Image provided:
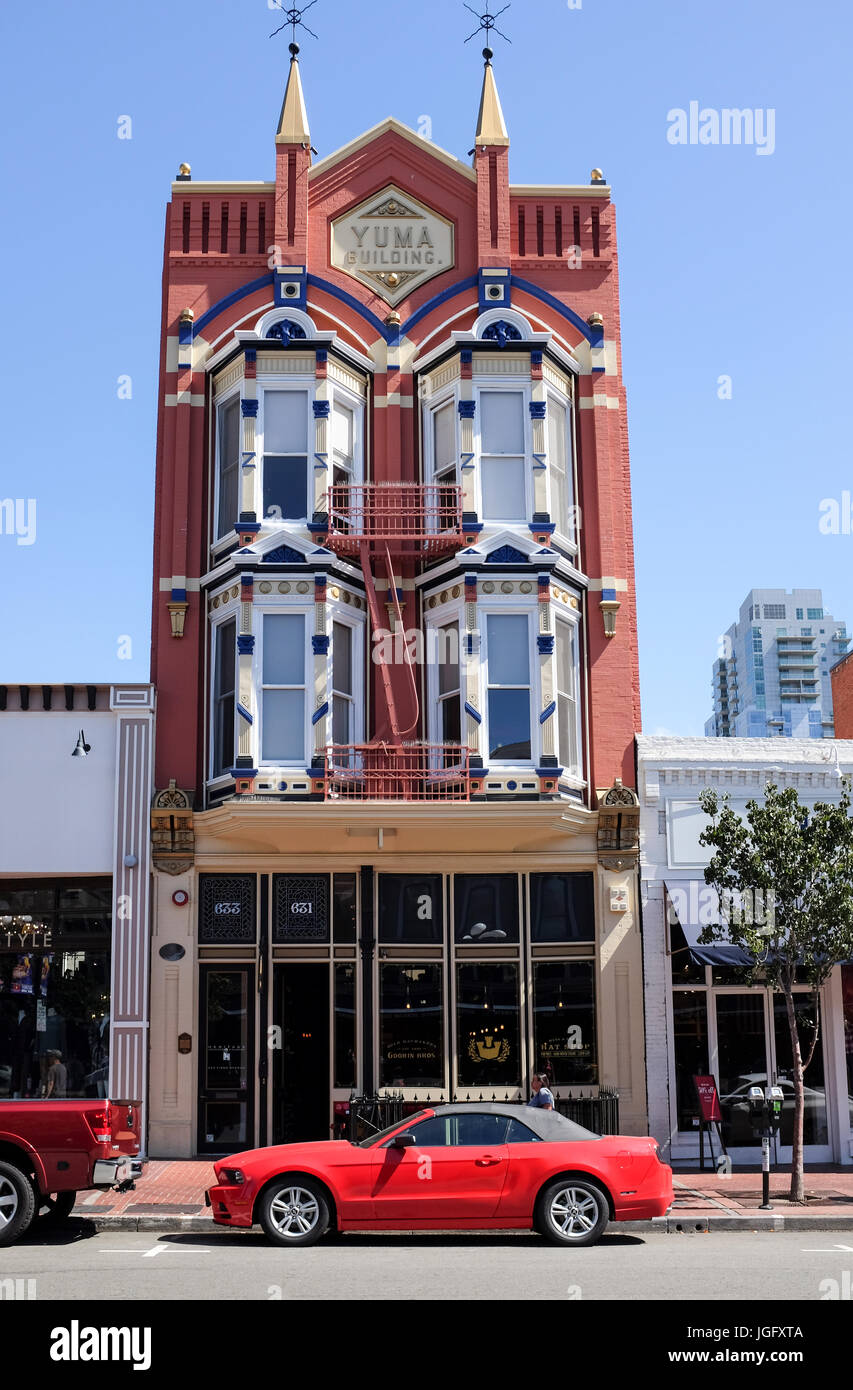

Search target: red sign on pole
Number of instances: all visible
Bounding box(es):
[693,1075,722,1123]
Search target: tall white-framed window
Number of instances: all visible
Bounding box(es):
[547,392,576,544]
[260,388,311,522]
[332,619,355,745]
[259,611,308,763]
[479,388,528,522]
[215,394,241,540]
[430,399,458,485]
[211,616,237,777]
[436,619,462,743]
[331,399,355,489]
[555,615,582,779]
[484,611,533,763]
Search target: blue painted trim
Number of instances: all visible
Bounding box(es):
[170,587,187,602]
[464,701,482,724]
[530,522,556,534]
[535,765,563,776]
[237,635,255,655]
[313,400,331,418]
[306,273,391,339]
[537,635,555,655]
[592,365,606,374]
[314,456,329,469]
[193,274,274,335]
[312,701,329,725]
[458,400,477,418]
[314,573,327,589]
[399,274,479,337]
[510,275,597,344]
[306,767,326,779]
[537,573,551,587]
[461,349,473,365]
[539,701,557,724]
[529,402,547,419]
[235,521,261,535]
[237,702,254,725]
[241,399,259,418]
[533,461,547,471]
[228,766,257,779]
[312,634,330,655]
[306,521,329,533]
[245,349,257,363]
[600,588,618,602]
[240,573,255,587]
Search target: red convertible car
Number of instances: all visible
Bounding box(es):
[206,1103,672,1247]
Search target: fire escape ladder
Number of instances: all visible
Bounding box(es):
[381,542,420,740]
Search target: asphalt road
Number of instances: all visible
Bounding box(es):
[2,1224,853,1301]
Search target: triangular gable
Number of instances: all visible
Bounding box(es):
[310,118,476,186]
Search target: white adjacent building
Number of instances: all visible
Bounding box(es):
[638,735,853,1166]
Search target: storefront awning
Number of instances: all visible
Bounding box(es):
[664,882,754,968]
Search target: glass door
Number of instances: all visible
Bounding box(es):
[714,990,832,1163]
[198,966,255,1155]
[272,964,331,1145]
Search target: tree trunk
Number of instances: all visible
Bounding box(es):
[784,986,806,1203]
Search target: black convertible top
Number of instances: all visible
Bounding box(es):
[430,1102,601,1143]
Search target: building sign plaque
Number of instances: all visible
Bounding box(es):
[331,185,455,305]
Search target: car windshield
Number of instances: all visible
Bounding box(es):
[355,1112,430,1148]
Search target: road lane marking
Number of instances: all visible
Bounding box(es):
[101,1245,211,1259]
[801,1244,853,1252]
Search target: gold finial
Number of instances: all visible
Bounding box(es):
[474,48,510,147]
[276,43,311,144]
[588,312,604,328]
[177,162,191,179]
[590,168,605,183]
[180,307,195,323]
[385,311,402,326]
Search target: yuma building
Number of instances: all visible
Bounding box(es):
[147,47,644,1157]
[706,588,849,740]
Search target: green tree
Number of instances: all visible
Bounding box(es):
[698,780,853,1202]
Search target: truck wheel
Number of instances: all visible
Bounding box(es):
[0,1161,36,1247]
[36,1191,77,1225]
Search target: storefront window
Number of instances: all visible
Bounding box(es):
[334,964,356,1089]
[454,875,518,944]
[456,963,520,1089]
[530,873,594,943]
[843,965,853,1102]
[532,961,597,1085]
[0,879,111,1099]
[379,964,443,1087]
[333,874,357,943]
[379,875,443,944]
[672,990,709,1131]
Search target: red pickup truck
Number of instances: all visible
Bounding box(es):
[0,1098,145,1245]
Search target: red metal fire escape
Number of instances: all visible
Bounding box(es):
[323,482,469,801]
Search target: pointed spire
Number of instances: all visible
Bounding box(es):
[475,48,509,147]
[276,43,310,145]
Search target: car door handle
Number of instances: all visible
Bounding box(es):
[475,1156,504,1166]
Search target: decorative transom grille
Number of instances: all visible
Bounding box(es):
[274,875,330,942]
[199,875,257,943]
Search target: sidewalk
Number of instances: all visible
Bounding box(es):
[69,1160,853,1234]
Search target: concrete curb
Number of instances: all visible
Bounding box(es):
[81,1212,853,1235]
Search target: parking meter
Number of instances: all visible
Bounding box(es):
[767,1085,784,1136]
[747,1086,766,1134]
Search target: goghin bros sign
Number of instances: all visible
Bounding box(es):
[331,186,454,306]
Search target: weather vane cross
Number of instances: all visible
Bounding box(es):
[270,2,319,45]
[463,3,511,46]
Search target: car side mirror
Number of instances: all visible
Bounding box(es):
[391,1132,416,1149]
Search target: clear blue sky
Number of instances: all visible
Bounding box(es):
[1,0,850,735]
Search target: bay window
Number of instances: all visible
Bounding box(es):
[216,397,240,540]
[261,613,306,762]
[262,390,310,521]
[485,613,532,761]
[212,618,236,776]
[480,390,527,521]
[332,400,354,489]
[555,615,582,778]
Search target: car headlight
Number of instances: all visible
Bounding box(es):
[219,1168,246,1186]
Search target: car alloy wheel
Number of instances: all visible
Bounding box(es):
[259,1179,330,1248]
[536,1178,609,1247]
[0,1161,37,1248]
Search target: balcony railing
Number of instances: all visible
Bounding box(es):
[323,742,471,802]
[325,482,463,558]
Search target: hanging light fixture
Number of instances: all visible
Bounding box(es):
[71,730,91,758]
